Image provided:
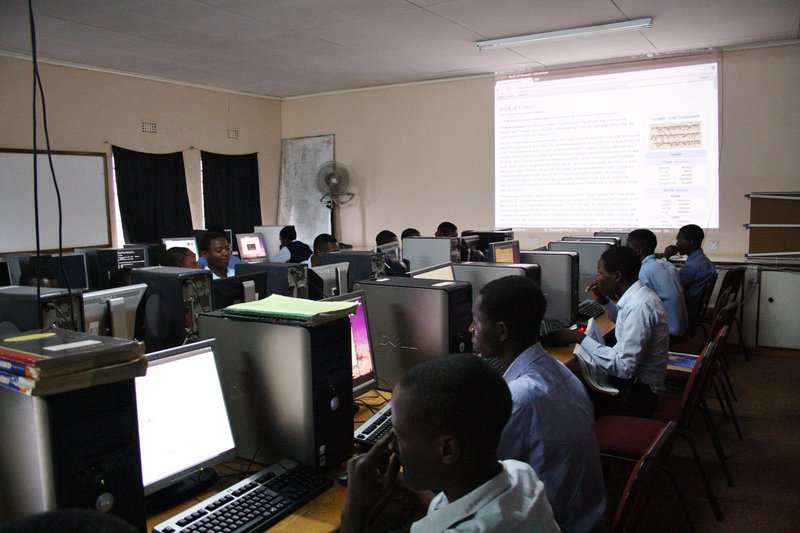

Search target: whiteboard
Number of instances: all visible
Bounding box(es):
[0,150,110,253]
[278,135,333,246]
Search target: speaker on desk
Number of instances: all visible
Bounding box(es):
[0,380,146,531]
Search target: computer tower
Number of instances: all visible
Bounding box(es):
[78,248,148,290]
[0,286,83,333]
[452,262,541,304]
[320,251,385,292]
[354,277,472,390]
[235,262,309,299]
[547,240,613,297]
[130,267,212,352]
[0,379,146,530]
[519,251,579,327]
[124,242,166,267]
[198,312,353,468]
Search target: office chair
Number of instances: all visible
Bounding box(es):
[699,267,750,361]
[595,340,725,522]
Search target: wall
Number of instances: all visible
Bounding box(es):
[282,44,800,254]
[0,56,282,246]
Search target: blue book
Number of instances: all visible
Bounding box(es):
[668,351,698,372]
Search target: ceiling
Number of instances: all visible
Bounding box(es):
[1,0,798,98]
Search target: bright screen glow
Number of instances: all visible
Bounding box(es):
[236,233,267,261]
[495,56,720,231]
[348,296,374,390]
[162,237,199,259]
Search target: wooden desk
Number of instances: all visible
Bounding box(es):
[146,391,391,533]
[542,312,615,368]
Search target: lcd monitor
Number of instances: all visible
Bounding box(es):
[376,242,406,276]
[211,271,268,310]
[594,231,630,246]
[162,237,199,259]
[487,240,521,263]
[235,232,268,263]
[324,290,377,396]
[401,237,459,271]
[310,262,349,298]
[135,340,236,497]
[562,235,620,246]
[82,283,148,340]
[408,262,455,281]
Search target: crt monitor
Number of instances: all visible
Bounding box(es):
[487,240,521,263]
[211,271,268,310]
[310,262,349,299]
[82,283,148,340]
[162,237,199,259]
[135,339,236,497]
[324,290,377,396]
[235,232,268,263]
[408,262,455,281]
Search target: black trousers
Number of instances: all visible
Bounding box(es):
[587,377,658,419]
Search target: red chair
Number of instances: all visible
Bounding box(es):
[686,272,718,337]
[596,341,725,522]
[612,422,687,533]
[699,267,749,360]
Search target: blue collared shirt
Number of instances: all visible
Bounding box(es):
[640,254,688,336]
[497,343,606,533]
[581,280,670,393]
[678,248,717,317]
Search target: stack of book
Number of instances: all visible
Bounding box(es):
[0,328,146,396]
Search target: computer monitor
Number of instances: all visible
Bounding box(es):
[487,240,521,263]
[235,232,268,263]
[320,251,384,292]
[162,237,199,259]
[324,290,377,396]
[253,225,283,262]
[235,262,309,299]
[461,229,514,254]
[82,283,148,340]
[408,262,455,281]
[594,231,630,246]
[310,262,349,298]
[375,242,401,263]
[117,247,148,269]
[211,271,268,310]
[135,340,236,498]
[401,237,459,271]
[0,261,10,286]
[562,235,620,246]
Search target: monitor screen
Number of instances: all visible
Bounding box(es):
[211,271,267,310]
[82,283,148,340]
[376,242,401,263]
[236,233,268,262]
[162,237,200,259]
[324,291,376,396]
[408,262,455,281]
[135,340,236,496]
[488,240,520,263]
[117,247,147,269]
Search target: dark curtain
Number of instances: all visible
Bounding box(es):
[200,151,261,236]
[112,146,193,243]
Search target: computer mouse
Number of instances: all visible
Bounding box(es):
[337,471,348,486]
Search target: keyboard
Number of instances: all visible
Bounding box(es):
[152,459,332,533]
[354,402,392,448]
[578,299,605,318]
[539,319,565,338]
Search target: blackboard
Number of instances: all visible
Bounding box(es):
[278,135,334,246]
[0,149,110,253]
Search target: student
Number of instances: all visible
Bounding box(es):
[375,229,398,247]
[625,229,688,337]
[273,225,313,263]
[311,233,339,267]
[548,246,670,418]
[196,227,240,270]
[434,221,458,238]
[199,231,234,279]
[18,266,59,288]
[472,276,605,532]
[160,246,199,269]
[401,227,421,240]
[435,221,483,262]
[663,224,717,320]
[341,354,558,533]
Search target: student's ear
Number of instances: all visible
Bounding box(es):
[496,321,510,342]
[438,435,461,466]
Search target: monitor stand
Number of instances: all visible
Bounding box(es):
[144,468,220,514]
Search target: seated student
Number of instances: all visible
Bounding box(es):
[376,229,398,247]
[473,276,605,532]
[273,225,313,263]
[663,223,717,321]
[18,266,59,288]
[625,229,688,337]
[160,246,199,269]
[342,354,558,533]
[548,246,670,418]
[311,233,339,267]
[197,227,241,269]
[435,221,484,262]
[401,227,421,240]
[199,231,235,279]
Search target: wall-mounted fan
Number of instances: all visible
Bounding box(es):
[316,161,355,240]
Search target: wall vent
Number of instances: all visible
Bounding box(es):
[141,122,157,134]
[227,128,239,140]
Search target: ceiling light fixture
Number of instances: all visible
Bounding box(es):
[476,17,653,51]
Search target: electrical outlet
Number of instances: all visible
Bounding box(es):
[708,240,719,251]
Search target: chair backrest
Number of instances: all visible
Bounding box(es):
[677,340,718,429]
[613,421,679,533]
[687,271,719,335]
[717,267,746,306]
[708,303,737,342]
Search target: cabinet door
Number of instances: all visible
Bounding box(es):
[758,270,800,349]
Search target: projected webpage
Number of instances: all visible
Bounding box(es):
[495,59,719,230]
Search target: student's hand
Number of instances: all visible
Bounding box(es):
[543,328,586,347]
[341,432,400,533]
[663,245,679,259]
[585,282,609,304]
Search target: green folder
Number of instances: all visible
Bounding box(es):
[223,294,357,325]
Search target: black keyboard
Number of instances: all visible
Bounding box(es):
[578,299,604,318]
[153,459,332,533]
[354,402,392,447]
[539,319,566,338]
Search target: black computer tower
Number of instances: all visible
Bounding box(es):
[235,262,309,299]
[198,312,353,468]
[130,267,212,352]
[320,251,384,292]
[0,286,83,333]
[354,277,472,390]
[0,379,146,531]
[78,248,149,290]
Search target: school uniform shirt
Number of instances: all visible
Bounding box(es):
[678,248,717,317]
[411,460,560,533]
[204,265,236,280]
[581,280,670,394]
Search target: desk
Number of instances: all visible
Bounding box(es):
[543,312,615,368]
[146,392,390,533]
